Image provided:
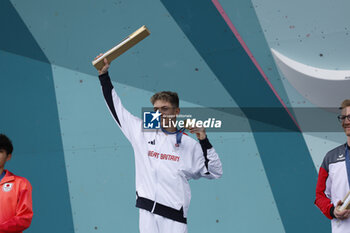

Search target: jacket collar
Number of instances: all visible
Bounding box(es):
[0,170,15,185]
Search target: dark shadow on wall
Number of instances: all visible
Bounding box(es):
[0,1,74,233]
[0,1,48,63]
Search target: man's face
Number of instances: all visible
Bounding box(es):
[0,149,11,169]
[341,106,350,137]
[153,100,180,128]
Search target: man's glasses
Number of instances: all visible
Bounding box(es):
[337,115,350,122]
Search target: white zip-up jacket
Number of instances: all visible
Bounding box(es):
[99,73,223,222]
[315,143,350,233]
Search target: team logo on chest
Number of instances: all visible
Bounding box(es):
[337,154,345,161]
[148,139,156,145]
[2,183,13,192]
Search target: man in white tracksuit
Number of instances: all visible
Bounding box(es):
[95,56,223,233]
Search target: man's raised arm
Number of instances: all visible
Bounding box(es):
[95,55,142,142]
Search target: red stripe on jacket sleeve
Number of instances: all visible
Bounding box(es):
[315,167,334,219]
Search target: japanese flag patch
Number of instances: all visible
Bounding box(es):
[2,183,13,192]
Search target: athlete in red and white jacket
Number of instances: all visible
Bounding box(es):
[0,134,33,233]
[315,100,350,233]
[96,56,223,233]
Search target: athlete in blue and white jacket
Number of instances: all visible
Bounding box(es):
[96,56,223,233]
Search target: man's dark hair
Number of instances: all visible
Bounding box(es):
[0,134,13,155]
[150,91,179,108]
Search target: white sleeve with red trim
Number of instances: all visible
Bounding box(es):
[99,72,143,144]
